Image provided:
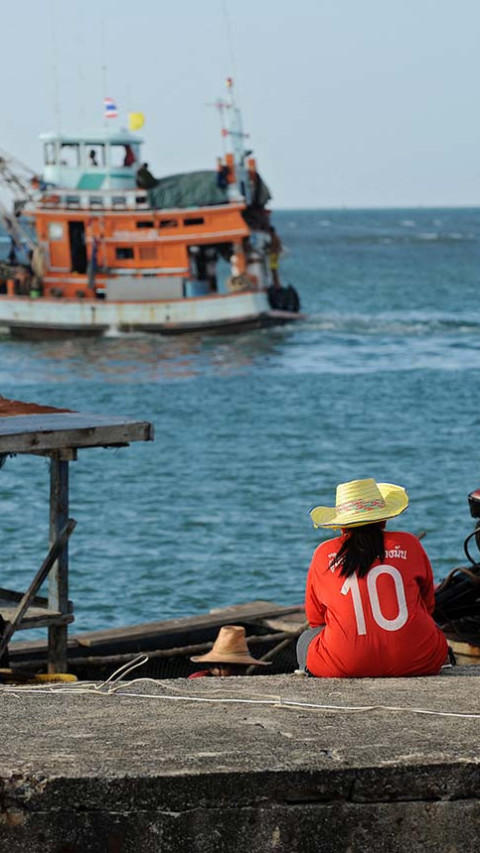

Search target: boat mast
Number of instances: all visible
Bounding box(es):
[224,78,251,204]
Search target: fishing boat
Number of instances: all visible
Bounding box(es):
[8,600,305,681]
[0,82,302,338]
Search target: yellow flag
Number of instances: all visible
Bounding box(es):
[128,112,145,131]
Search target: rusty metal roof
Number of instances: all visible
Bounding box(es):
[0,397,153,453]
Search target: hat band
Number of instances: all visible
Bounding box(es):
[336,498,386,514]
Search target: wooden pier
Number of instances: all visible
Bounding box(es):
[0,397,153,673]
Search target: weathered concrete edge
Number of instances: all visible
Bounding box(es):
[2,762,480,815]
[3,785,480,853]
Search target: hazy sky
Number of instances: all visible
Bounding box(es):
[2,1,479,208]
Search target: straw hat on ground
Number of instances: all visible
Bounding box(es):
[310,478,409,529]
[190,625,271,666]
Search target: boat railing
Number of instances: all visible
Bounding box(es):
[38,188,151,211]
[34,187,245,215]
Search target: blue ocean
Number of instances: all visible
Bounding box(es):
[1,207,479,634]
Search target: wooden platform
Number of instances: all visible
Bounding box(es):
[0,396,154,673]
[0,587,73,631]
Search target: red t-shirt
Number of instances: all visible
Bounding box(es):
[305,530,447,677]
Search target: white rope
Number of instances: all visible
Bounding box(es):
[3,685,480,718]
[1,655,479,719]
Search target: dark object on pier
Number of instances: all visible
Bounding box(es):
[433,487,480,662]
[0,615,9,668]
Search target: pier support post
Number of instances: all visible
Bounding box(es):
[48,456,69,673]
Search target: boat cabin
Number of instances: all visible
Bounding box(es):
[40,128,143,191]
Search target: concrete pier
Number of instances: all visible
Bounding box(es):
[1,669,480,852]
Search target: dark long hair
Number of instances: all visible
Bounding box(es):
[331,522,385,579]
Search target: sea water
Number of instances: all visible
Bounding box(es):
[0,207,479,633]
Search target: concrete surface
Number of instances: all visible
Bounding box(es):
[1,668,480,852]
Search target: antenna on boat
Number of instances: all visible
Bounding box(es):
[49,0,62,133]
[208,98,229,156]
[224,78,251,204]
[208,79,251,202]
[100,16,116,190]
[100,16,109,125]
[222,0,239,94]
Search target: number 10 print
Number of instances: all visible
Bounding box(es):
[341,565,408,635]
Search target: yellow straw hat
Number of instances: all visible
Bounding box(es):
[310,478,409,529]
[191,625,271,666]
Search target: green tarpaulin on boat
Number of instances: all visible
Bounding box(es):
[147,171,228,210]
[146,170,271,210]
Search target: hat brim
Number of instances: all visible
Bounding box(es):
[310,482,408,529]
[190,652,271,666]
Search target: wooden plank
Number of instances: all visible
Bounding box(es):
[75,601,306,648]
[448,639,480,658]
[0,413,153,454]
[30,448,78,461]
[260,611,307,634]
[0,607,74,630]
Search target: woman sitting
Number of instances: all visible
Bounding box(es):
[297,478,448,678]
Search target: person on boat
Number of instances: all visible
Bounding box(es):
[89,149,98,167]
[136,162,156,189]
[123,145,136,167]
[7,238,17,266]
[189,625,271,678]
[205,247,218,292]
[297,478,448,678]
[216,157,230,191]
[268,226,283,288]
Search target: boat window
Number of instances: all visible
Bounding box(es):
[86,145,105,168]
[184,217,205,226]
[48,223,64,240]
[60,144,80,168]
[159,219,178,229]
[116,247,134,260]
[137,221,154,228]
[44,143,56,165]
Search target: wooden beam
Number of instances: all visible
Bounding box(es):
[27,448,78,461]
[0,413,153,454]
[48,460,70,673]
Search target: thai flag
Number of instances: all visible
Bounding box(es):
[103,97,118,119]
